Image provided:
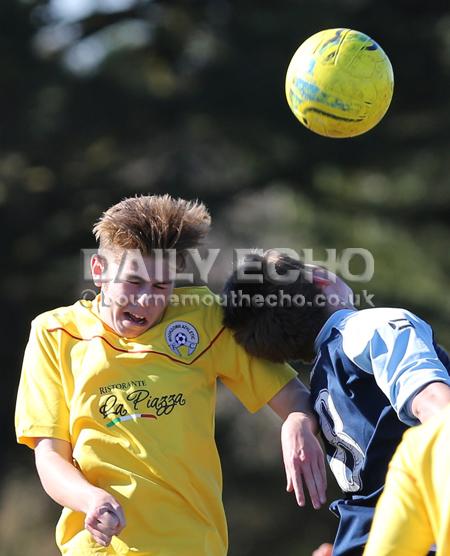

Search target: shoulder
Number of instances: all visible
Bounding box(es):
[337,307,432,368]
[32,302,82,329]
[339,308,430,356]
[31,300,97,337]
[166,286,224,338]
[395,406,450,469]
[340,307,425,334]
[171,285,219,304]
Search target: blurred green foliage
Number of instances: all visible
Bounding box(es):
[1,1,449,555]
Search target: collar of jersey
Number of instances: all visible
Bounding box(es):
[82,295,174,345]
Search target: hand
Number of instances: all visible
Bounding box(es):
[84,489,126,547]
[281,412,327,509]
[312,543,333,556]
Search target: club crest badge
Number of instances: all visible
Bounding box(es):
[165,321,199,357]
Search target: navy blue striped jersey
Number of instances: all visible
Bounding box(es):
[309,308,450,556]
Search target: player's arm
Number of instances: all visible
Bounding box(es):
[215,324,327,509]
[34,437,126,546]
[411,334,450,422]
[411,382,450,423]
[267,378,327,510]
[366,313,450,425]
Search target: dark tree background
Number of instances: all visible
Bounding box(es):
[1,1,449,554]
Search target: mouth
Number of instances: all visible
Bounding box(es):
[123,311,148,326]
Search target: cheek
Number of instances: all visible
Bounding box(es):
[166,284,175,299]
[163,286,175,304]
[148,288,173,310]
[150,289,171,306]
[104,283,134,306]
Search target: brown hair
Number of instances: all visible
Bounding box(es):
[222,252,329,363]
[93,194,211,254]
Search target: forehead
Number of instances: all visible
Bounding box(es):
[105,249,175,281]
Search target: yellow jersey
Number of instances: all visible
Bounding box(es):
[15,286,296,556]
[364,405,450,556]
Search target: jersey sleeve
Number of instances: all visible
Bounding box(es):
[212,327,297,413]
[363,313,450,425]
[435,343,450,370]
[15,317,71,449]
[363,433,434,556]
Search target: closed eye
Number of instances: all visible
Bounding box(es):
[154,282,171,290]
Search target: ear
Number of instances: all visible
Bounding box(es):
[91,254,107,287]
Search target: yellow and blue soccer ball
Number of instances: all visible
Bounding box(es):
[285,28,394,138]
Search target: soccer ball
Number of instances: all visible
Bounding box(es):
[175,332,187,345]
[285,28,394,138]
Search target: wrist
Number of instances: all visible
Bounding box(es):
[79,486,106,515]
[284,411,318,435]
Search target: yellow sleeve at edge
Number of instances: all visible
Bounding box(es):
[15,318,71,449]
[213,327,297,413]
[363,437,434,556]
